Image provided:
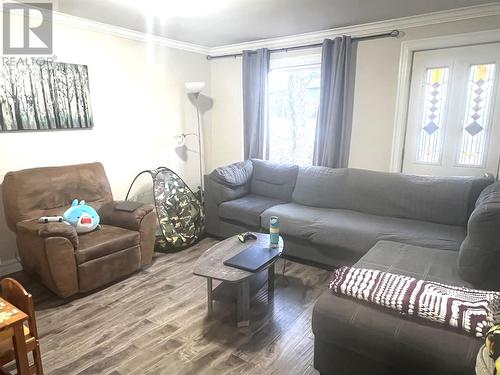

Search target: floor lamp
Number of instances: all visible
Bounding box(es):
[175,81,206,203]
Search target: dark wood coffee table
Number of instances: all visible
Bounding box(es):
[193,233,284,327]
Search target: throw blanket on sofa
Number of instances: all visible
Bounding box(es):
[330,266,500,337]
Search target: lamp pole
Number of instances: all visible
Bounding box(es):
[194,92,204,198]
[184,81,206,203]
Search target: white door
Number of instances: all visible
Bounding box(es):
[403,43,500,177]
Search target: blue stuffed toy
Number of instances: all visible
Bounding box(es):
[63,199,100,234]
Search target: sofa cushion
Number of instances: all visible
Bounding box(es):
[312,210,466,253]
[312,241,479,375]
[219,194,283,227]
[292,166,348,208]
[210,160,253,187]
[313,292,480,375]
[210,184,250,206]
[75,225,140,264]
[355,240,471,286]
[261,203,321,240]
[292,167,492,226]
[261,203,466,255]
[459,181,500,289]
[250,159,298,201]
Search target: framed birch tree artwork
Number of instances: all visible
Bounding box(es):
[0,61,93,131]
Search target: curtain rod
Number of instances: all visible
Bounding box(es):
[206,30,400,60]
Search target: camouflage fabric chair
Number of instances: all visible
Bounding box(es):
[126,167,205,251]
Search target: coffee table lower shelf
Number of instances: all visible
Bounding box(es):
[205,264,275,327]
[193,233,283,327]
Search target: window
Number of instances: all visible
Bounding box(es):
[415,67,449,164]
[456,63,496,167]
[268,55,321,165]
[403,44,500,177]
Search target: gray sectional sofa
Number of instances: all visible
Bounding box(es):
[204,159,500,374]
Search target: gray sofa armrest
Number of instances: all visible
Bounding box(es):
[210,160,253,188]
[458,181,500,289]
[204,177,249,237]
[204,177,249,236]
[208,181,250,205]
[207,160,253,205]
[204,161,253,237]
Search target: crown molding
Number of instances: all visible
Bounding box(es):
[51,12,212,55]
[3,1,500,56]
[209,2,500,56]
[2,1,211,55]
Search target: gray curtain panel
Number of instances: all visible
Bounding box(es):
[313,36,356,168]
[242,48,271,160]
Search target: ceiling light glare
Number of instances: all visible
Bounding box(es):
[114,0,232,18]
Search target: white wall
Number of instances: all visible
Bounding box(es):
[207,14,500,173]
[208,57,243,168]
[2,10,500,271]
[0,14,210,267]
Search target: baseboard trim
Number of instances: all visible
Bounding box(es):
[0,259,22,277]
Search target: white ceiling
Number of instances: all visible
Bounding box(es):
[55,0,497,47]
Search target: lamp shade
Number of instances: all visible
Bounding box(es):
[185,81,205,94]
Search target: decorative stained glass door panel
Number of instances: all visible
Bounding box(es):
[403,43,500,177]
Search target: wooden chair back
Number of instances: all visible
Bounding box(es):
[0,278,39,341]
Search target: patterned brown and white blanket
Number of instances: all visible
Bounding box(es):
[330,266,500,338]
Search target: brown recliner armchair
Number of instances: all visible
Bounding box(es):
[2,162,156,298]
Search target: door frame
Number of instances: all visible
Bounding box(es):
[390,29,500,174]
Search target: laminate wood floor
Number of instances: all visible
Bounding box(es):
[7,238,331,375]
